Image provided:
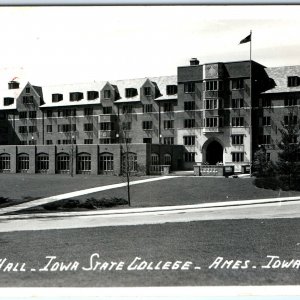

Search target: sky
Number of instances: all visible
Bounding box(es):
[0,5,300,88]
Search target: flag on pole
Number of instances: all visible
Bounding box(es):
[239,33,251,44]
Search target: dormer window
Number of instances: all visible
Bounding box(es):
[25,87,30,94]
[52,93,63,102]
[70,92,83,102]
[87,91,99,100]
[125,88,138,98]
[144,87,151,96]
[287,76,300,87]
[104,90,111,99]
[166,85,177,95]
[3,97,14,106]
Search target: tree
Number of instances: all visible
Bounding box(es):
[276,114,300,189]
[252,146,275,178]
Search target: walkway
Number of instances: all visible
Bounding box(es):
[0,175,181,215]
[1,195,300,232]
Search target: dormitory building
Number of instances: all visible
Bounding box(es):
[0,58,299,175]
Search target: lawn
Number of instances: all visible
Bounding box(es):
[0,218,300,286]
[1,174,300,212]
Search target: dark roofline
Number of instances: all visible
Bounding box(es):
[178,60,266,69]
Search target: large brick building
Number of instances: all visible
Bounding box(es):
[0,58,299,175]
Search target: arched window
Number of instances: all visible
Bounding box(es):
[77,153,91,174]
[164,153,172,165]
[56,153,70,174]
[17,153,29,173]
[99,152,114,173]
[36,153,49,173]
[122,152,137,173]
[151,153,159,165]
[0,153,10,173]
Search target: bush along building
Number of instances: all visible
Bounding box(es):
[0,58,298,176]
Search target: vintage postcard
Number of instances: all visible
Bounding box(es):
[0,3,300,298]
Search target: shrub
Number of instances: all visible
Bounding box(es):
[80,197,128,209]
[253,177,281,190]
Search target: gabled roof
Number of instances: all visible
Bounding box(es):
[40,75,177,108]
[264,65,300,94]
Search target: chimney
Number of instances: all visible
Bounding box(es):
[8,81,20,90]
[190,58,199,66]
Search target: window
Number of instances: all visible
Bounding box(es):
[122,105,133,114]
[36,154,49,173]
[0,112,7,120]
[164,120,174,129]
[143,138,152,144]
[62,139,72,145]
[52,93,63,102]
[99,153,114,173]
[163,102,173,112]
[58,109,76,117]
[184,82,195,93]
[151,153,159,165]
[84,139,93,144]
[125,88,138,98]
[29,111,36,119]
[184,101,195,111]
[28,139,36,145]
[143,104,153,113]
[99,138,111,144]
[232,152,244,162]
[20,141,27,145]
[84,123,93,132]
[232,98,244,108]
[231,79,244,90]
[70,92,83,101]
[284,98,297,106]
[142,121,152,130]
[122,122,131,131]
[3,97,14,106]
[284,115,298,126]
[17,154,29,173]
[103,106,112,114]
[163,137,174,145]
[77,153,91,174]
[232,135,244,145]
[144,87,151,96]
[183,136,195,145]
[28,126,37,133]
[0,154,10,172]
[84,107,93,116]
[122,152,137,173]
[100,122,113,131]
[206,80,222,91]
[23,96,34,104]
[184,119,195,128]
[87,91,99,100]
[205,117,218,127]
[25,87,30,94]
[58,124,76,133]
[205,99,218,109]
[262,98,271,107]
[232,117,244,127]
[287,76,300,87]
[166,85,177,95]
[261,135,271,145]
[164,154,172,165]
[19,111,27,119]
[46,110,53,118]
[56,153,70,174]
[122,138,132,144]
[46,140,53,145]
[104,90,111,99]
[185,152,195,162]
[19,126,27,134]
[263,116,271,126]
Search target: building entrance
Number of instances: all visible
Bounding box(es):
[206,141,223,165]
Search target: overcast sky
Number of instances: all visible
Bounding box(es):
[0,5,300,88]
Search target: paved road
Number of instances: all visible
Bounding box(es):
[1,196,300,233]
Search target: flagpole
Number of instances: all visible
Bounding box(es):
[249,30,253,176]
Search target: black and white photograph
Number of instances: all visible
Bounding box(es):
[1,3,300,297]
